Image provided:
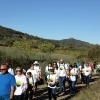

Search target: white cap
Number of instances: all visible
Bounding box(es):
[34,61,39,64]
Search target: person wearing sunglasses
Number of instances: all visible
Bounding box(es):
[14,67,28,100]
[0,63,16,100]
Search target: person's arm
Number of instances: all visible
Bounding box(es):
[10,86,15,100]
[39,71,42,79]
[65,64,69,78]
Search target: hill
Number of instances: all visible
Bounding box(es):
[0,25,92,48]
[60,37,91,46]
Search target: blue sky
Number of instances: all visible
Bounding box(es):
[0,0,100,44]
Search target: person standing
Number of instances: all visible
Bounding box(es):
[33,61,42,79]
[58,59,68,93]
[14,67,28,100]
[0,63,16,100]
[26,72,36,100]
[33,61,43,86]
[26,64,38,89]
[68,66,77,95]
[97,63,100,78]
[83,63,92,87]
[45,62,53,82]
[47,68,58,100]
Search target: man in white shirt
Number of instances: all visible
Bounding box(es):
[58,59,68,93]
[83,63,91,87]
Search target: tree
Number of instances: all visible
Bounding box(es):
[38,43,55,53]
[12,40,34,57]
[88,45,100,61]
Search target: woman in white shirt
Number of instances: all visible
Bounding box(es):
[14,67,28,100]
[45,62,53,82]
[26,64,38,89]
[68,65,77,95]
[47,68,58,100]
[53,62,59,87]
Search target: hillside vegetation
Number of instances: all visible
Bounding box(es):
[0,25,100,68]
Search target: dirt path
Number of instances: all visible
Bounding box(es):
[33,75,99,100]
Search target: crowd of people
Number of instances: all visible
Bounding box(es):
[0,59,100,100]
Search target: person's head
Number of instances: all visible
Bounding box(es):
[30,64,34,70]
[81,64,84,69]
[68,61,70,64]
[26,72,32,78]
[33,61,39,66]
[48,62,52,67]
[53,62,58,69]
[69,64,73,70]
[0,63,8,75]
[86,63,89,67]
[60,59,64,64]
[73,63,77,68]
[15,67,23,75]
[49,68,54,74]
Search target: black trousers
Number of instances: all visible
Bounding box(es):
[81,73,85,83]
[48,87,56,100]
[14,94,24,100]
[26,86,34,100]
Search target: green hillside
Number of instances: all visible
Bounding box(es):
[0,25,92,49]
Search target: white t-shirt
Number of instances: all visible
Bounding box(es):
[84,67,91,76]
[54,68,59,79]
[14,75,27,95]
[58,63,68,76]
[74,68,78,75]
[8,68,14,75]
[27,76,36,86]
[47,74,58,88]
[69,68,77,81]
[26,69,37,77]
[45,66,53,71]
[34,66,41,76]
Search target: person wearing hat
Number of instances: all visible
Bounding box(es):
[47,67,58,100]
[34,61,42,79]
[33,61,42,88]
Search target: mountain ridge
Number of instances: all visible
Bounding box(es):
[0,25,92,47]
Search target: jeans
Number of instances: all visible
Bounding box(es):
[81,73,85,83]
[69,81,76,94]
[59,76,66,92]
[85,75,89,86]
[48,87,56,100]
